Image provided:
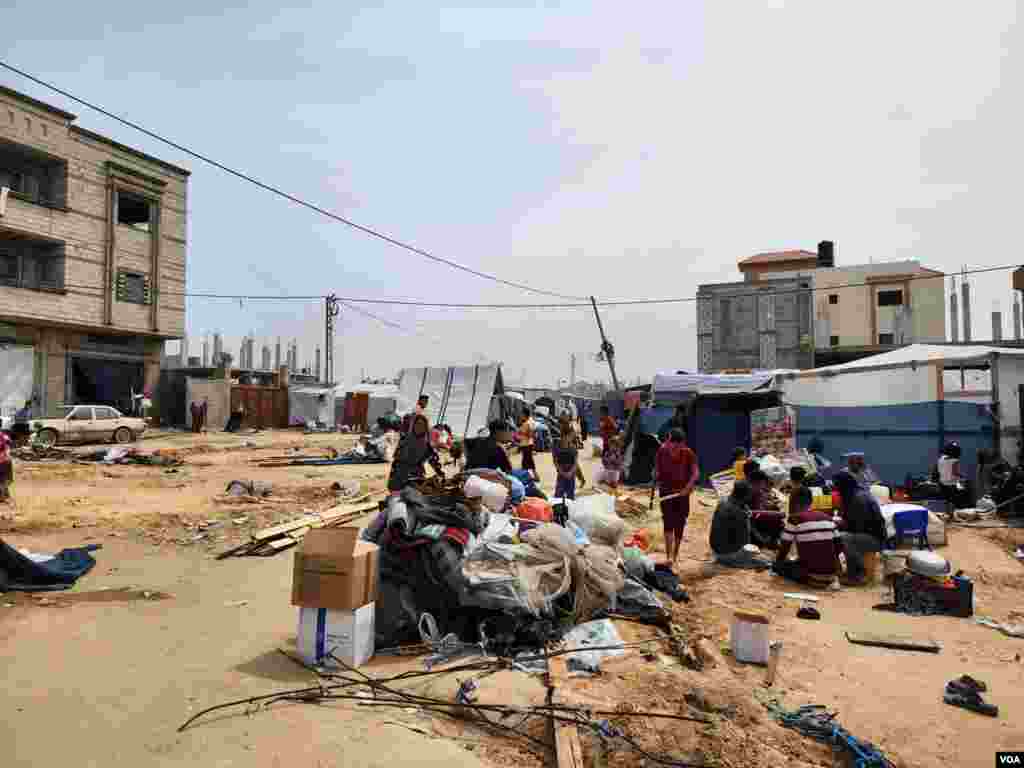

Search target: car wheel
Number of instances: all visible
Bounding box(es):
[114,427,133,444]
[36,429,59,448]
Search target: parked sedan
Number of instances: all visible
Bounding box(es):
[31,405,147,447]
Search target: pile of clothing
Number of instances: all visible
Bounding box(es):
[363,479,670,650]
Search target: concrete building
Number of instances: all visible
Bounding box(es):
[0,85,188,419]
[697,242,946,371]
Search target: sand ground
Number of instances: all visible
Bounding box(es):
[1,430,1023,767]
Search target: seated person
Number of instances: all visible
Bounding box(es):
[733,447,748,480]
[773,486,843,587]
[748,468,784,548]
[832,469,886,584]
[710,480,771,569]
[464,420,514,473]
[782,465,807,495]
[937,441,971,509]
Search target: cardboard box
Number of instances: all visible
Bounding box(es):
[296,603,375,668]
[291,527,379,611]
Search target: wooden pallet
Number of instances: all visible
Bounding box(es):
[216,494,383,559]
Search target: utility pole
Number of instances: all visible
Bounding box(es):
[589,296,621,392]
[324,294,339,385]
[570,353,576,390]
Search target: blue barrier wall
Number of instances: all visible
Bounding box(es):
[796,401,994,486]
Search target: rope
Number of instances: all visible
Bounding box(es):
[755,691,896,768]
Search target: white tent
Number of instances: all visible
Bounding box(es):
[1,344,34,427]
[288,385,335,427]
[396,364,503,438]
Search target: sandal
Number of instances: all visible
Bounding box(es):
[943,690,998,717]
[949,675,987,693]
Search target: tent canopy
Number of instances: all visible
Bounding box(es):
[811,343,1024,372]
[652,371,783,399]
[396,364,503,438]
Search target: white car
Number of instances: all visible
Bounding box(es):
[31,405,147,447]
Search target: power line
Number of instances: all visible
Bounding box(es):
[338,299,440,341]
[0,61,584,302]
[61,263,1016,308]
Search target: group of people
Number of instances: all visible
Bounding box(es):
[710,451,888,586]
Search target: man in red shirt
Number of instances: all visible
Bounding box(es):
[655,428,699,567]
[773,486,844,587]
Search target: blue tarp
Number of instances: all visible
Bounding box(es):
[0,541,101,592]
[796,401,994,486]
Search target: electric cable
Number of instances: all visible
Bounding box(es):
[0,60,584,302]
[56,262,1019,309]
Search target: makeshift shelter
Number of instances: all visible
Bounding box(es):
[623,371,783,484]
[778,344,1024,486]
[396,364,505,438]
[335,382,400,430]
[288,385,336,427]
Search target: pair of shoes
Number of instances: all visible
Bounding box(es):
[947,675,987,695]
[944,678,997,717]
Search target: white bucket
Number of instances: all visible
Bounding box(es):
[730,611,771,664]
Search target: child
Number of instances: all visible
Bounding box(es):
[555,443,585,501]
[733,448,747,480]
[600,434,624,489]
[0,432,12,503]
[517,411,539,482]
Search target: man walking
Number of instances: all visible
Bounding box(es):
[655,428,698,567]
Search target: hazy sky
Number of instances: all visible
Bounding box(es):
[4,1,1021,385]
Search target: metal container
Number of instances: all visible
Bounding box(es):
[906,550,950,578]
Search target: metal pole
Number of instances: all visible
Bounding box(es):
[589,296,621,392]
[324,294,339,385]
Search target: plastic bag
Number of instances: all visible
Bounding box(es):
[622,547,655,580]
[464,476,509,512]
[517,498,553,523]
[567,494,625,550]
[562,619,625,674]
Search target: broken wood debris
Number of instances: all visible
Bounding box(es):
[216,497,382,558]
[547,655,584,768]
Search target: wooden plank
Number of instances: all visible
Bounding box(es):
[252,513,321,542]
[548,655,584,768]
[266,537,297,552]
[845,632,940,653]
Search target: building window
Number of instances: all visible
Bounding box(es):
[0,139,66,207]
[830,335,839,347]
[828,294,838,305]
[116,270,150,304]
[117,191,152,231]
[0,241,65,290]
[878,333,895,345]
[877,289,904,307]
[0,250,18,284]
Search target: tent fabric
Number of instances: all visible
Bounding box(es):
[652,372,780,398]
[0,540,100,592]
[397,364,502,439]
[812,343,1024,372]
[0,345,34,426]
[797,400,993,486]
[288,386,335,426]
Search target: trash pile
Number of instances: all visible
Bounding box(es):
[356,476,681,657]
[82,446,183,467]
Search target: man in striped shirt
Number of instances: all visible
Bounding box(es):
[773,486,843,587]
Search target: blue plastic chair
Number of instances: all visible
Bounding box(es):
[892,507,929,549]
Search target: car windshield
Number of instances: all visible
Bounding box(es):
[47,406,77,419]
